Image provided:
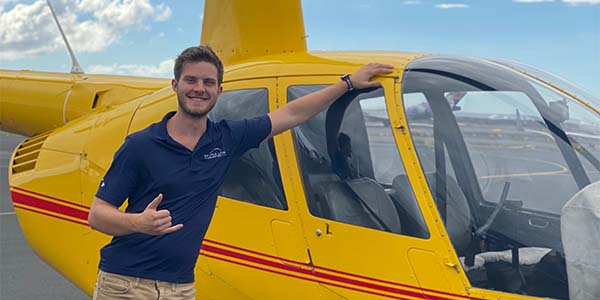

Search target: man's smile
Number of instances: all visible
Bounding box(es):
[186,93,210,101]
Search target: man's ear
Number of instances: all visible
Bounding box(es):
[217,85,223,96]
[171,79,178,92]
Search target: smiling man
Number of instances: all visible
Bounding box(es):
[87,46,393,300]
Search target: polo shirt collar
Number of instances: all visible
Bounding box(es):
[150,111,216,152]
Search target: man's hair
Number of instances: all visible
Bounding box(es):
[174,46,224,84]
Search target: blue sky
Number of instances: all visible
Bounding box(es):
[1,0,598,96]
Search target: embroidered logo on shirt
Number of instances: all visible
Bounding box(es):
[100,179,106,188]
[204,148,227,160]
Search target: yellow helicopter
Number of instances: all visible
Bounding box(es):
[2,0,600,299]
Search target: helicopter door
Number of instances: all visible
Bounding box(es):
[201,79,317,299]
[278,76,466,299]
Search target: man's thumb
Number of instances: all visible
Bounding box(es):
[146,193,163,210]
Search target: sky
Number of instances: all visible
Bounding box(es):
[1,0,598,96]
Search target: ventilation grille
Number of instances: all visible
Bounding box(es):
[11,131,51,174]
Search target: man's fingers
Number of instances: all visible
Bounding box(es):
[149,219,182,235]
[365,81,383,88]
[368,65,393,77]
[161,224,184,234]
[154,209,171,218]
[155,220,174,232]
[351,63,394,89]
[363,63,393,73]
[154,214,172,226]
[146,193,163,210]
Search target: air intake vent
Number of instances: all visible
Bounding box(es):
[11,131,51,174]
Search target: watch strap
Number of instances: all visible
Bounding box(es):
[341,74,354,91]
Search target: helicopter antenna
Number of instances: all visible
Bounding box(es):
[46,0,84,74]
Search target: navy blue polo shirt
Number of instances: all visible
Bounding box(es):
[96,111,272,283]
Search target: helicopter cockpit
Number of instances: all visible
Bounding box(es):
[266,55,600,299]
[403,56,600,299]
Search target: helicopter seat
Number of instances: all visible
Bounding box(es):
[391,173,472,255]
[425,173,472,255]
[312,175,401,233]
[312,177,380,230]
[345,177,402,234]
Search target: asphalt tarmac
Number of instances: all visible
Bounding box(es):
[0,132,88,300]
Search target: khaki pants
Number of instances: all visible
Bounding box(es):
[93,270,196,300]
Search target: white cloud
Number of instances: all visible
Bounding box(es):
[513,0,600,3]
[90,0,154,28]
[435,3,469,9]
[154,3,171,22]
[403,1,423,4]
[87,58,174,77]
[513,0,555,2]
[0,0,173,61]
[561,0,600,4]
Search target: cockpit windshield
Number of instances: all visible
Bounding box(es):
[492,59,600,109]
[402,56,600,299]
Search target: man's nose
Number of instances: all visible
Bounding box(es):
[192,81,206,91]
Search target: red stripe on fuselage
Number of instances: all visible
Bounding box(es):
[9,187,475,300]
[201,252,413,300]
[203,239,473,299]
[11,189,89,222]
[13,203,89,227]
[11,186,89,210]
[202,244,445,300]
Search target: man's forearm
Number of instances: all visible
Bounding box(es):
[286,80,347,123]
[88,198,138,236]
[268,81,347,138]
[267,63,393,139]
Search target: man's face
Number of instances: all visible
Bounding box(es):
[171,61,223,119]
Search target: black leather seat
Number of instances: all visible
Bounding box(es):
[312,177,402,234]
[392,173,471,254]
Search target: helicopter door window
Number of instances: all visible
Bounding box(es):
[288,85,428,238]
[208,88,287,210]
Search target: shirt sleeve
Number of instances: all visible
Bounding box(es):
[228,114,272,158]
[95,137,141,207]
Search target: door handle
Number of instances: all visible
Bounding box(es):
[528,218,549,229]
[315,223,332,237]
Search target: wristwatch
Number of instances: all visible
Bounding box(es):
[340,74,354,92]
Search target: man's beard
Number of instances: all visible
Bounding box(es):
[177,94,216,119]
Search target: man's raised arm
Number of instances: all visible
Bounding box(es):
[266,63,394,139]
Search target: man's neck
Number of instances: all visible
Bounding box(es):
[166,111,208,151]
